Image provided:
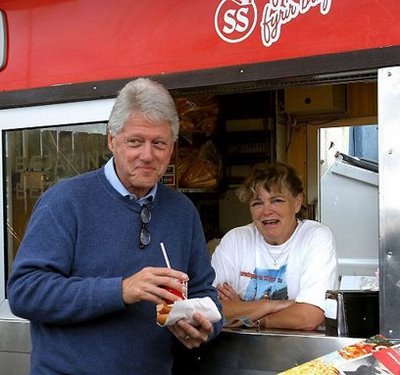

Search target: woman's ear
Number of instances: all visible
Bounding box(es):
[295,193,304,213]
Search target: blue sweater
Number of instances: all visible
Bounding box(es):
[7,167,223,375]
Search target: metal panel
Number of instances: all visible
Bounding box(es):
[0,320,31,353]
[0,321,361,375]
[320,157,379,276]
[174,330,360,374]
[0,319,31,375]
[378,66,400,339]
[0,352,30,375]
[3,45,400,109]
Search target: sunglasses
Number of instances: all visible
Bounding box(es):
[139,205,151,249]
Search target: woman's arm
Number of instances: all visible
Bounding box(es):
[217,282,323,330]
[216,282,293,326]
[260,302,325,331]
[221,298,294,326]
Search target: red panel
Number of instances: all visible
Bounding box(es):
[0,0,399,91]
[373,346,400,373]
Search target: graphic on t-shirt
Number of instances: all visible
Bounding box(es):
[242,265,288,301]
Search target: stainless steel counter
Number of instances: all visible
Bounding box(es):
[173,328,361,375]
[0,317,362,375]
[0,318,31,375]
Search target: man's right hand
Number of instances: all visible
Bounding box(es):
[122,266,188,305]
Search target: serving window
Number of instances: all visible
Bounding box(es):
[0,99,114,306]
[4,123,111,281]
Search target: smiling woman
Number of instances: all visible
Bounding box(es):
[211,161,338,331]
[244,162,304,246]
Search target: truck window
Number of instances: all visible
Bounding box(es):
[0,99,114,304]
[4,123,111,283]
[319,124,379,277]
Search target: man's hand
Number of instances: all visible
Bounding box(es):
[122,266,188,305]
[168,312,213,349]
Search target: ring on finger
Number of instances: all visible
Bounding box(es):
[184,335,190,340]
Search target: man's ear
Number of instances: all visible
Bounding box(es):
[107,132,114,153]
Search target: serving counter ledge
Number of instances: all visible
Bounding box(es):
[173,328,361,375]
[0,315,362,375]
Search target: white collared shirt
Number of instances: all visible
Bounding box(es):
[104,157,156,205]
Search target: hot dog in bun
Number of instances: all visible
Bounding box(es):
[156,303,173,326]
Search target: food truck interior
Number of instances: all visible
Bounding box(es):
[3,81,379,282]
[0,75,386,374]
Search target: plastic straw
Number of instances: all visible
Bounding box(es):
[160,242,171,268]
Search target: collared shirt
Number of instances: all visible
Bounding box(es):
[104,157,156,205]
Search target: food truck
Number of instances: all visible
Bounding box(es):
[0,0,400,373]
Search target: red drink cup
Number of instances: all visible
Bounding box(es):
[162,280,188,304]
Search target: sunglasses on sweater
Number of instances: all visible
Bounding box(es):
[139,205,151,249]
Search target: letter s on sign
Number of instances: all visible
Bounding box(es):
[222,8,249,34]
[222,9,237,34]
[215,0,257,44]
[236,8,250,33]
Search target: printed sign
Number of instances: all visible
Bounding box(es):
[214,0,258,43]
[1,1,399,92]
[215,0,333,47]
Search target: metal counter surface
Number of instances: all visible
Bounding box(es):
[173,328,361,375]
[0,318,31,375]
[0,317,362,375]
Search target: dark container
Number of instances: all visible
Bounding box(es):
[325,290,379,338]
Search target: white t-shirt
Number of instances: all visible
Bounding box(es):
[211,220,338,311]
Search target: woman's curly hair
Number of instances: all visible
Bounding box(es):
[237,161,304,204]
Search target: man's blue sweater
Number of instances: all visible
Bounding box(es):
[7,167,222,375]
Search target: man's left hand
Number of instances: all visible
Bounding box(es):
[168,312,213,349]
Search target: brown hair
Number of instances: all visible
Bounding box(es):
[237,161,304,203]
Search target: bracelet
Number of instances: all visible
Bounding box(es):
[262,291,270,300]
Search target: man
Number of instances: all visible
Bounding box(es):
[7,78,222,374]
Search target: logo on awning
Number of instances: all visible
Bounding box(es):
[214,0,333,47]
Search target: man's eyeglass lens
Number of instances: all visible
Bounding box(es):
[139,206,151,249]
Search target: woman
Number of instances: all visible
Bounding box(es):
[211,161,337,331]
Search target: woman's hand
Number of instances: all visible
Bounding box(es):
[216,282,241,301]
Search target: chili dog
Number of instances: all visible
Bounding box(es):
[156,280,188,326]
[156,303,173,326]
